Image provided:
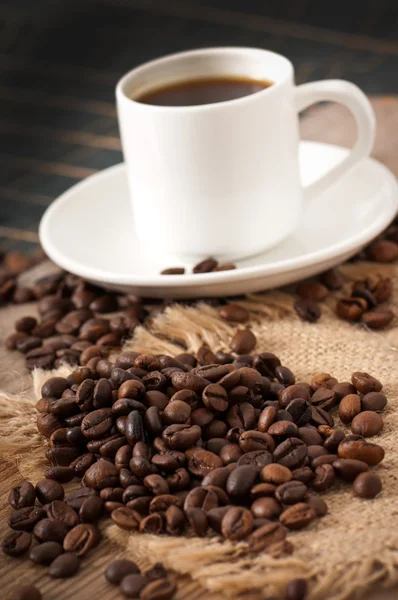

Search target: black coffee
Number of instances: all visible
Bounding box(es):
[135,76,273,106]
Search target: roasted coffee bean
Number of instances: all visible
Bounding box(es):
[320,268,344,290]
[298,426,323,446]
[139,513,163,534]
[46,446,80,466]
[162,424,201,450]
[285,399,311,427]
[336,297,367,321]
[310,388,337,411]
[163,400,191,424]
[285,578,308,600]
[273,438,307,469]
[268,420,299,438]
[105,559,140,584]
[16,335,42,353]
[36,413,64,438]
[79,496,104,522]
[8,585,42,600]
[275,365,295,386]
[84,461,118,489]
[311,372,337,391]
[49,397,79,419]
[250,483,277,498]
[305,494,328,517]
[193,258,218,273]
[81,408,113,440]
[120,574,149,598]
[9,480,36,509]
[361,391,387,412]
[200,467,229,489]
[115,445,133,472]
[76,378,95,411]
[188,449,223,477]
[33,519,69,543]
[89,293,118,313]
[140,578,176,600]
[161,267,185,275]
[239,430,274,453]
[196,344,217,365]
[170,371,210,394]
[63,523,101,556]
[248,521,287,552]
[150,494,183,514]
[226,465,257,497]
[100,488,124,502]
[49,552,80,578]
[311,454,337,467]
[275,481,307,504]
[332,458,369,481]
[29,540,63,565]
[362,308,394,329]
[332,382,356,401]
[1,530,31,557]
[46,500,79,528]
[353,472,382,499]
[337,440,384,465]
[65,488,98,511]
[185,507,207,537]
[260,464,292,486]
[122,484,149,504]
[338,394,361,424]
[279,384,310,408]
[42,377,70,399]
[257,405,276,432]
[144,474,169,496]
[202,383,229,412]
[165,504,185,535]
[297,281,328,302]
[230,329,257,354]
[237,450,273,471]
[294,298,321,322]
[227,403,255,429]
[322,428,345,452]
[184,487,218,512]
[310,406,334,427]
[70,452,96,476]
[251,497,282,519]
[311,464,335,491]
[9,506,45,531]
[220,303,250,323]
[35,478,64,504]
[367,239,398,262]
[279,502,316,530]
[221,506,253,540]
[351,411,383,437]
[166,468,190,491]
[351,371,382,394]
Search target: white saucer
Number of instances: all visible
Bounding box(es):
[40,142,398,299]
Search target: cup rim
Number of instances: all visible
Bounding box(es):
[115,46,294,112]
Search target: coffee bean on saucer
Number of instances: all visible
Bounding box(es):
[192,258,218,273]
[160,268,185,275]
[294,299,321,323]
[353,472,382,498]
[212,263,236,272]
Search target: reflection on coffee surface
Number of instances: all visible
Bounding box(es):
[135,76,273,106]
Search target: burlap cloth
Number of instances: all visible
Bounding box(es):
[1,99,398,599]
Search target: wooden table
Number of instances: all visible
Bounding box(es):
[1,97,398,599]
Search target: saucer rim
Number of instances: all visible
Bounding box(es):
[39,141,398,289]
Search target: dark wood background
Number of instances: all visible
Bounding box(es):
[0,0,397,255]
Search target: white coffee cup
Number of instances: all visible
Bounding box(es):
[116,47,375,263]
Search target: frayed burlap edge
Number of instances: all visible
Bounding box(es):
[1,262,398,599]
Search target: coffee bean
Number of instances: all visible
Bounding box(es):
[239,430,274,453]
[221,506,253,540]
[170,371,210,394]
[367,239,398,262]
[268,420,299,438]
[226,465,257,497]
[193,258,218,273]
[9,480,36,509]
[275,365,296,386]
[161,267,185,275]
[184,487,218,512]
[63,523,101,556]
[120,574,149,598]
[79,495,104,522]
[35,478,64,504]
[41,376,70,399]
[237,450,273,471]
[188,449,223,477]
[9,506,45,531]
[297,281,328,302]
[362,308,394,329]
[294,298,322,323]
[219,303,249,323]
[360,392,386,413]
[353,472,382,499]
[46,500,79,528]
[279,384,310,408]
[111,507,142,530]
[311,464,335,491]
[186,507,208,536]
[310,406,334,427]
[81,408,113,440]
[305,494,328,517]
[140,578,176,600]
[165,505,185,535]
[162,424,202,450]
[139,513,163,534]
[275,481,307,504]
[332,458,369,482]
[1,530,31,557]
[273,438,307,469]
[33,519,69,544]
[49,552,80,578]
[336,297,367,321]
[144,563,168,581]
[337,440,384,465]
[338,394,361,424]
[320,268,344,290]
[351,371,382,394]
[285,578,308,600]
[105,559,140,584]
[248,522,287,552]
[15,316,37,334]
[231,329,257,354]
[8,585,42,600]
[29,541,63,565]
[251,497,282,519]
[84,461,118,490]
[260,464,292,485]
[351,411,383,437]
[279,502,316,529]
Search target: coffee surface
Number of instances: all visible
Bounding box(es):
[135,76,272,106]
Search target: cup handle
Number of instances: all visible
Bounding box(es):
[295,80,376,202]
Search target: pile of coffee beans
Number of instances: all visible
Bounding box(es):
[161,257,236,275]
[105,559,175,599]
[2,345,387,599]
